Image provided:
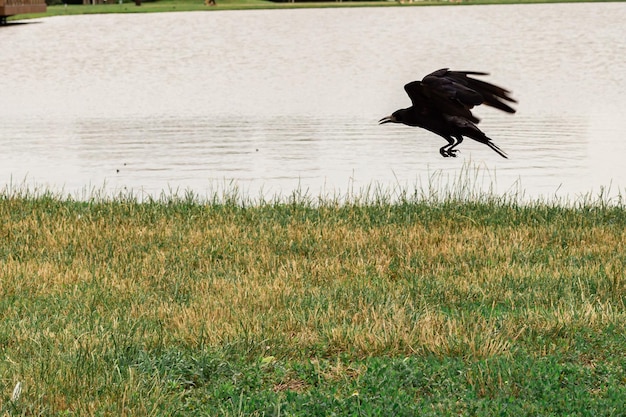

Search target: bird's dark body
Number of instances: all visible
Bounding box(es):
[379,68,517,158]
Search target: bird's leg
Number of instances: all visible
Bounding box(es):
[439,136,456,157]
[447,136,464,157]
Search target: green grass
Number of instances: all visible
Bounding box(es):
[10,0,626,22]
[1,185,625,415]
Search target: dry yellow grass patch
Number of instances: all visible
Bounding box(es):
[2,197,626,365]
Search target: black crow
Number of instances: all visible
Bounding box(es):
[379,68,517,158]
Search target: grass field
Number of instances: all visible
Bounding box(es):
[1,186,625,415]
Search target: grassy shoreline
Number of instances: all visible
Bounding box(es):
[1,191,625,414]
[10,0,626,21]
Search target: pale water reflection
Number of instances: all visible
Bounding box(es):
[1,3,625,202]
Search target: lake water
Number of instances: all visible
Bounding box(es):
[1,3,625,202]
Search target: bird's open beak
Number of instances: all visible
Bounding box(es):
[378,115,396,125]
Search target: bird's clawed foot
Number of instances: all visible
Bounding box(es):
[439,148,459,158]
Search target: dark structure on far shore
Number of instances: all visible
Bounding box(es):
[0,0,46,24]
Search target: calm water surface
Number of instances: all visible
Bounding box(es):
[1,3,625,201]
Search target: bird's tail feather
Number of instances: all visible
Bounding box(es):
[486,139,508,159]
[465,127,509,159]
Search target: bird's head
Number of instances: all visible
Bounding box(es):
[378,109,406,125]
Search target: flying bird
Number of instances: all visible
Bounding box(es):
[379,68,517,158]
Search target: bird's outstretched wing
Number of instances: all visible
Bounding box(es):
[436,69,517,113]
[404,68,517,124]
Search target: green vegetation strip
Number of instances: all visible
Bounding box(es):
[12,0,625,21]
[1,190,625,415]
